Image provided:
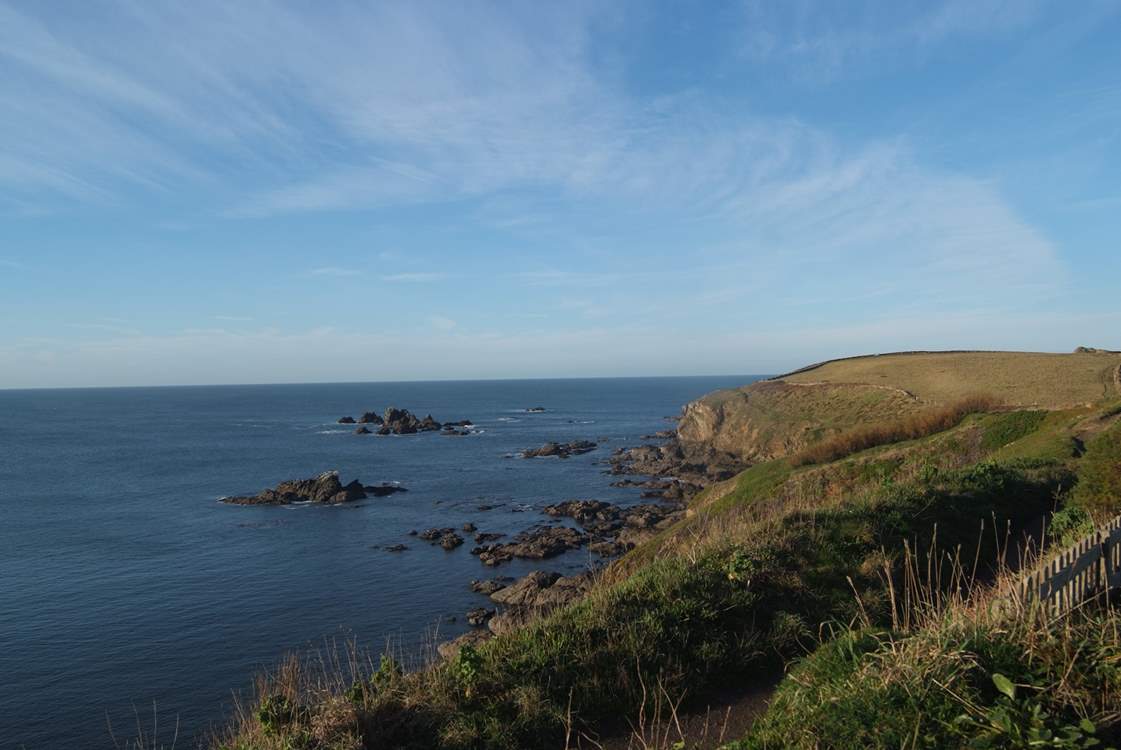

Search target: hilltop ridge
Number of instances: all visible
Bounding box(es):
[678,349,1121,463]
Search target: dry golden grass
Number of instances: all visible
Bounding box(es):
[782,350,1121,408]
[790,395,999,467]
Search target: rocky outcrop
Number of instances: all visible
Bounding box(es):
[337,416,356,424]
[487,570,592,634]
[223,471,366,505]
[354,426,372,435]
[466,607,495,627]
[358,411,384,425]
[470,577,513,595]
[471,525,587,566]
[437,628,492,660]
[522,440,597,459]
[418,527,464,550]
[543,499,685,551]
[376,407,443,435]
[608,442,740,489]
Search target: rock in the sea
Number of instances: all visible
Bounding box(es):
[471,525,587,566]
[419,527,464,550]
[357,411,384,425]
[376,407,452,435]
[470,576,513,595]
[522,440,598,459]
[223,471,366,506]
[384,544,408,552]
[364,484,407,497]
[466,607,495,627]
[337,416,356,424]
[462,522,477,532]
[526,406,546,413]
[542,499,685,550]
[473,531,504,544]
[354,426,372,435]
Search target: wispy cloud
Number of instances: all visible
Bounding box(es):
[429,315,457,331]
[214,314,253,322]
[381,272,445,283]
[740,0,1048,81]
[310,266,362,277]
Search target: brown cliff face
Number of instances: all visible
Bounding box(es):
[676,379,923,463]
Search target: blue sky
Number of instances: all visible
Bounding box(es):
[1,0,1119,387]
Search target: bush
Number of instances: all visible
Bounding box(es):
[1070,422,1121,519]
[793,395,1000,467]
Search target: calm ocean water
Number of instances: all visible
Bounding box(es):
[0,376,757,749]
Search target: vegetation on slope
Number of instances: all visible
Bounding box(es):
[215,361,1121,750]
[730,602,1121,749]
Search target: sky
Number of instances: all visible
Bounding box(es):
[1,0,1119,388]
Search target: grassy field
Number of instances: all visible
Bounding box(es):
[678,350,1121,463]
[782,350,1121,407]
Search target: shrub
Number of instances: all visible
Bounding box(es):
[1070,422,1121,519]
[792,395,1000,467]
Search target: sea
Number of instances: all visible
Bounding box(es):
[0,376,758,749]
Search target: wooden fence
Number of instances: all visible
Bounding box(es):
[1020,515,1121,616]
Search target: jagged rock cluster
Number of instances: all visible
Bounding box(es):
[337,407,473,435]
[521,440,597,458]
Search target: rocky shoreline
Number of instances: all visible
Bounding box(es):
[227,402,738,661]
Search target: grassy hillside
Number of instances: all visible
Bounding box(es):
[677,350,1121,463]
[214,354,1121,750]
[782,350,1121,407]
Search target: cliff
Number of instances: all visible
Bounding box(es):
[677,350,1121,463]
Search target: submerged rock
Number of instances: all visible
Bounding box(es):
[223,471,366,505]
[364,484,407,497]
[522,440,598,459]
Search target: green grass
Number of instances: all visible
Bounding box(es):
[729,609,1121,750]
[981,410,1048,451]
[1070,420,1121,519]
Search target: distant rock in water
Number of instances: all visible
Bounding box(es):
[337,416,356,424]
[357,411,384,425]
[522,440,597,459]
[354,426,372,435]
[376,407,450,435]
[223,471,366,505]
[526,406,546,413]
[364,483,407,497]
